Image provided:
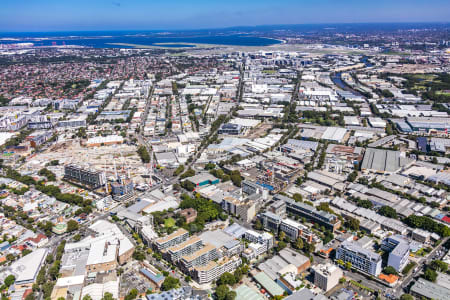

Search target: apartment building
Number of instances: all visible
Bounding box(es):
[285,199,341,231]
[222,196,257,223]
[163,236,203,263]
[192,256,242,284]
[258,212,319,245]
[244,230,274,250]
[259,211,281,233]
[180,244,219,272]
[154,228,189,252]
[336,240,382,276]
[279,218,316,244]
[381,235,410,272]
[64,164,107,189]
[312,263,343,292]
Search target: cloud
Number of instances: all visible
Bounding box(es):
[112,2,121,7]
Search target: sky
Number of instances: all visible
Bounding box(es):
[1,0,450,32]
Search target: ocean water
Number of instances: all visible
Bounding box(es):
[0,31,281,48]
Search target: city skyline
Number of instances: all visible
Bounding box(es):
[1,0,450,32]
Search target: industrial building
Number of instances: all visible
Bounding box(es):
[410,278,450,300]
[85,135,124,147]
[5,248,48,289]
[406,117,450,133]
[64,220,135,273]
[361,148,413,173]
[218,123,242,135]
[186,173,220,187]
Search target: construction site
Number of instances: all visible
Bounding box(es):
[20,140,152,193]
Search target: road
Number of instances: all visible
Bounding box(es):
[391,236,449,298]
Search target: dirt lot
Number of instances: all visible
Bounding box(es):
[21,139,149,185]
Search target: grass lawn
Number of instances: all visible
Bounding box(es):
[411,74,437,81]
[164,218,176,228]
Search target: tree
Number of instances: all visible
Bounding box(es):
[217,272,236,286]
[254,218,263,230]
[216,285,229,300]
[83,295,92,300]
[430,260,448,272]
[346,217,360,231]
[279,231,286,242]
[46,253,54,264]
[73,234,81,242]
[67,220,79,232]
[378,206,397,219]
[25,294,35,300]
[277,241,287,252]
[161,276,180,291]
[347,171,358,182]
[42,282,55,298]
[124,289,138,300]
[230,170,242,187]
[399,294,414,300]
[173,165,185,176]
[423,267,438,282]
[180,168,195,179]
[339,277,346,284]
[293,193,303,202]
[204,163,215,170]
[3,274,15,287]
[137,146,150,163]
[345,261,352,271]
[385,123,393,135]
[102,292,115,300]
[383,266,398,275]
[294,238,304,250]
[404,215,450,237]
[357,199,373,209]
[22,249,32,256]
[132,250,145,261]
[226,291,236,300]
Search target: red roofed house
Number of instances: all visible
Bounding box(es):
[25,234,48,248]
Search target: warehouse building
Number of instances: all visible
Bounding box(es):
[321,127,348,143]
[218,123,242,135]
[410,278,450,300]
[361,148,413,173]
[186,173,220,187]
[86,135,124,147]
[4,248,48,289]
[406,117,450,132]
[253,272,285,298]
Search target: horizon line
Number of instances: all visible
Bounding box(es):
[1,21,449,34]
